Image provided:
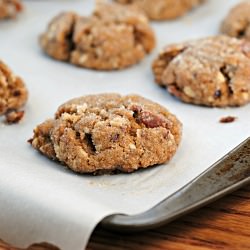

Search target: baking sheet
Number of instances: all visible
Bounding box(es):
[0,0,249,249]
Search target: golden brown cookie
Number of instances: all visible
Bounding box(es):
[152,35,250,107]
[0,60,28,123]
[221,1,250,41]
[29,93,182,174]
[0,0,22,19]
[114,0,205,20]
[40,2,155,70]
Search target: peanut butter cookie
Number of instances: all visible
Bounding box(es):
[29,94,182,174]
[114,0,205,20]
[221,1,250,41]
[0,0,22,19]
[152,35,250,107]
[40,2,155,70]
[0,60,28,123]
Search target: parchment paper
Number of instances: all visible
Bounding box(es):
[0,0,249,249]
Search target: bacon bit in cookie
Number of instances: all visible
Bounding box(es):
[5,110,24,124]
[219,116,237,123]
[129,104,142,116]
[168,85,182,98]
[14,0,23,12]
[111,133,119,142]
[13,90,21,96]
[27,138,33,144]
[139,111,168,128]
[129,105,170,129]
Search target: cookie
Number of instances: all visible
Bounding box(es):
[221,1,250,41]
[114,0,205,20]
[152,35,250,107]
[29,93,182,174]
[0,0,22,19]
[0,60,28,123]
[40,2,155,70]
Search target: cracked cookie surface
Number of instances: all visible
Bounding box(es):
[152,35,250,107]
[29,93,182,174]
[114,0,205,20]
[40,12,78,61]
[40,2,155,70]
[0,60,28,123]
[0,0,23,19]
[221,1,250,41]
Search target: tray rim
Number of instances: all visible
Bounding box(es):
[101,137,250,232]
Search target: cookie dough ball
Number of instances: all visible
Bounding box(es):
[40,2,155,70]
[0,0,23,19]
[0,60,28,123]
[221,1,250,41]
[29,94,182,174]
[152,35,250,107]
[114,0,205,20]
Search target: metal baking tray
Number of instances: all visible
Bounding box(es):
[102,137,250,232]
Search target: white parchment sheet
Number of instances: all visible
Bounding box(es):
[0,0,249,249]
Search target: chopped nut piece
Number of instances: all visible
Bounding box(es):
[183,86,195,98]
